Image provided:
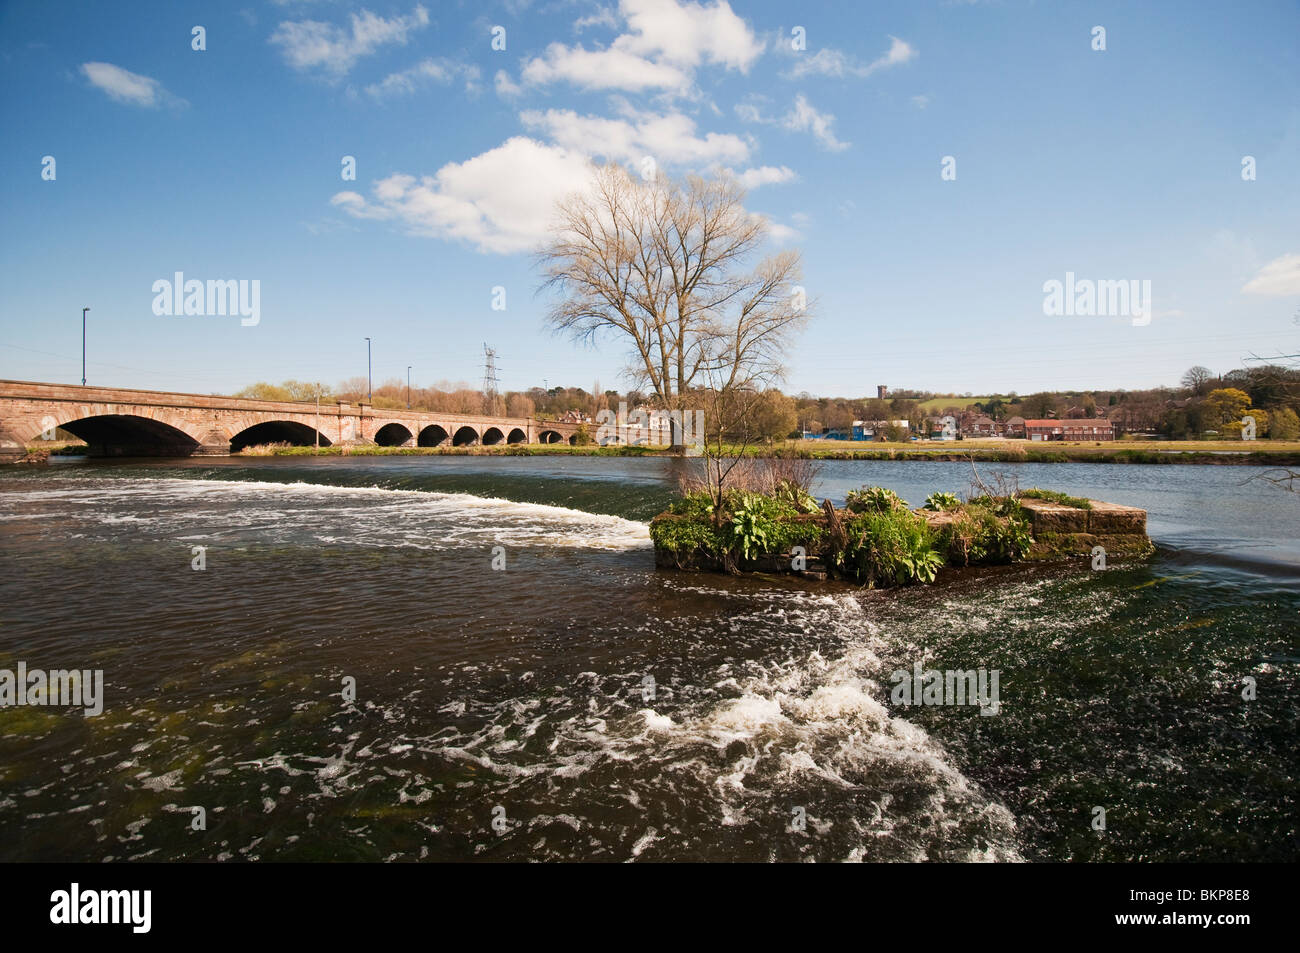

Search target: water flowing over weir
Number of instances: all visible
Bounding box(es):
[0,457,1296,861]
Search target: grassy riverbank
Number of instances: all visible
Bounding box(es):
[235,439,1300,465]
[780,439,1300,465]
[26,437,1300,466]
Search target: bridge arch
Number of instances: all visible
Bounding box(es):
[418,424,449,447]
[452,425,479,447]
[507,427,527,444]
[373,423,413,447]
[51,413,204,457]
[538,429,562,444]
[481,427,505,446]
[231,420,331,451]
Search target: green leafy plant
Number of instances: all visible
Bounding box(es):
[667,491,716,518]
[726,493,779,560]
[937,506,1032,566]
[845,486,909,514]
[922,491,961,511]
[773,479,820,514]
[911,548,946,583]
[967,494,1027,519]
[649,514,728,555]
[837,508,941,587]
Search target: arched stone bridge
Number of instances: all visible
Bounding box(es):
[0,380,588,461]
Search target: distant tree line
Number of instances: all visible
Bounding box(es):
[232,377,648,422]
[229,361,1300,442]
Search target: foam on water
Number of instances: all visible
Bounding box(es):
[0,476,652,551]
[263,591,1026,861]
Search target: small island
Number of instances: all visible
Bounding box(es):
[650,484,1152,585]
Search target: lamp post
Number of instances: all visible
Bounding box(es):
[81,307,89,385]
[406,365,412,410]
[364,337,372,403]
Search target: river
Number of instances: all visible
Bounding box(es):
[0,456,1296,861]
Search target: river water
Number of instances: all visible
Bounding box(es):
[0,456,1295,862]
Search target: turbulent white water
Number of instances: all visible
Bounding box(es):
[0,476,653,551]
[210,590,1022,862]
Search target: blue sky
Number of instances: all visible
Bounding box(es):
[1,0,1297,398]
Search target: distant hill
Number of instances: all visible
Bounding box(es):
[915,396,995,413]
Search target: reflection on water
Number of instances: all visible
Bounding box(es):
[0,457,1295,861]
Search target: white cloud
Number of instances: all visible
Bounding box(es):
[784,36,916,79]
[521,42,691,92]
[364,59,479,99]
[911,94,930,109]
[751,211,799,243]
[1242,253,1300,296]
[80,62,185,108]
[494,69,523,98]
[722,165,797,189]
[270,4,429,78]
[617,0,764,70]
[783,94,848,151]
[575,7,619,32]
[521,107,750,165]
[330,137,596,254]
[520,0,762,94]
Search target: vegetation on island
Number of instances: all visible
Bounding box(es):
[1017,488,1093,509]
[650,482,1036,587]
[649,458,1043,588]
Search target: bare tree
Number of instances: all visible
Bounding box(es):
[539,163,809,451]
[1181,365,1215,395]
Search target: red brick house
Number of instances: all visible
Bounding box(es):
[1025,418,1116,441]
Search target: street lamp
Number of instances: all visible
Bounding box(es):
[364,337,372,403]
[81,307,89,385]
[407,366,413,409]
